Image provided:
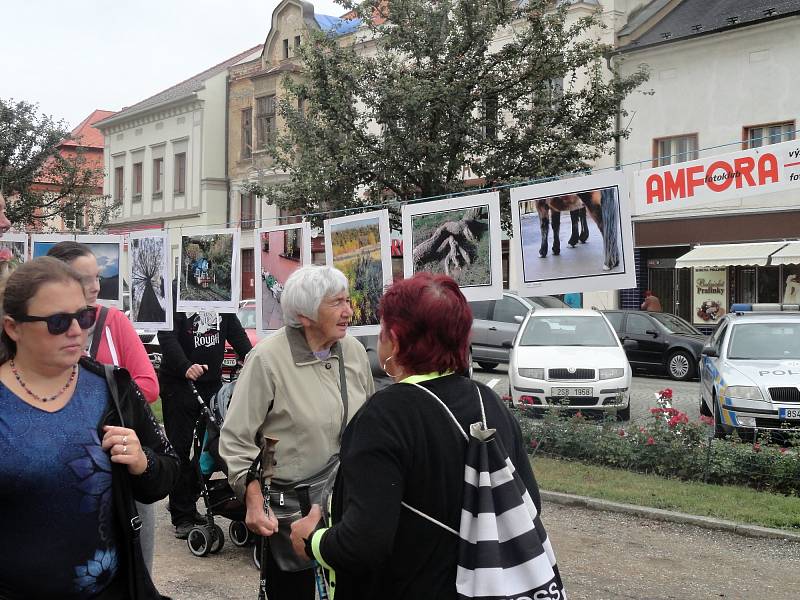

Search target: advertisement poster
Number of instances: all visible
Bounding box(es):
[510,170,636,297]
[693,266,727,325]
[401,192,502,302]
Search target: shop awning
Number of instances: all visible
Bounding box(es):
[769,241,800,266]
[675,242,789,269]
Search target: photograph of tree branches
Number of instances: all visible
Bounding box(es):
[179,233,234,303]
[130,236,167,325]
[410,205,491,286]
[330,217,383,328]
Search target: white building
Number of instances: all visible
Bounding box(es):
[95,46,260,276]
[615,0,800,321]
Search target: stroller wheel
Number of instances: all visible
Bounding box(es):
[230,520,251,547]
[252,541,261,570]
[209,524,225,554]
[187,526,211,557]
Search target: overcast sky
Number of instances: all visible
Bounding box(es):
[3,0,344,129]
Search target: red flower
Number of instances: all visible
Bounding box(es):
[780,448,788,454]
[668,413,689,428]
[699,415,714,426]
[530,439,539,449]
[646,437,655,445]
[659,388,673,399]
[639,426,647,433]
[618,429,626,437]
[0,248,12,262]
[574,411,583,419]
[752,443,761,453]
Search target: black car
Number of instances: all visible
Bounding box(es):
[602,310,707,381]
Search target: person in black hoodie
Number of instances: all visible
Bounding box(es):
[157,280,253,538]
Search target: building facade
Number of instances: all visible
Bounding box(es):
[95,46,260,277]
[616,0,800,323]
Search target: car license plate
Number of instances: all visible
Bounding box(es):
[551,387,592,397]
[779,408,800,420]
[223,358,237,367]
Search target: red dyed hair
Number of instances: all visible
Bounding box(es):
[378,272,472,375]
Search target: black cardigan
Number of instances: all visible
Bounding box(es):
[84,357,179,600]
[319,375,541,600]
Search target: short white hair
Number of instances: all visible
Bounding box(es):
[281,265,349,328]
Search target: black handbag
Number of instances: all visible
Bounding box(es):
[265,344,348,572]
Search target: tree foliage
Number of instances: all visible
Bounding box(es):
[252,0,648,225]
[0,98,117,230]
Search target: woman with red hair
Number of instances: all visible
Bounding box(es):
[290,273,543,600]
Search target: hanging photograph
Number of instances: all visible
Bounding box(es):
[31,234,76,258]
[177,228,240,313]
[324,210,392,335]
[0,233,28,282]
[128,230,172,330]
[76,235,124,309]
[255,222,312,337]
[402,192,502,302]
[510,170,636,297]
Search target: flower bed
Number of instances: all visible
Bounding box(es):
[516,389,800,496]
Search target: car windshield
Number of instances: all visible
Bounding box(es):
[237,307,257,329]
[727,322,800,360]
[649,312,702,335]
[529,296,568,309]
[519,316,618,347]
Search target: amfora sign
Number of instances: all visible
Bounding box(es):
[634,139,800,215]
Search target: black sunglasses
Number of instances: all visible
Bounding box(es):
[14,307,97,335]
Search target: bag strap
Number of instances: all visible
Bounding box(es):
[90,306,109,360]
[103,363,126,428]
[334,343,348,442]
[407,382,487,441]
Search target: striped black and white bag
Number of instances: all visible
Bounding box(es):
[405,383,566,600]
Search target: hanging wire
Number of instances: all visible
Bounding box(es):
[5,127,799,235]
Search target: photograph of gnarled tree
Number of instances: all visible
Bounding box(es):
[410,205,490,286]
[180,233,234,302]
[131,236,167,323]
[331,218,383,328]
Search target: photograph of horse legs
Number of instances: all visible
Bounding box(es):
[519,185,624,282]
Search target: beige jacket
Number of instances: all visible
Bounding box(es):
[220,326,375,499]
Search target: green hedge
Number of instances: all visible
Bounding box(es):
[516,407,800,497]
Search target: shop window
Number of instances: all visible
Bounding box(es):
[757,266,780,303]
[735,268,757,304]
[652,134,698,167]
[743,121,795,149]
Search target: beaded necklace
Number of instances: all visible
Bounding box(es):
[9,359,77,403]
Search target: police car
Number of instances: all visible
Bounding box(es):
[699,306,800,439]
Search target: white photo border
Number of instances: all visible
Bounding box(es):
[401,191,503,302]
[128,230,173,331]
[255,221,312,338]
[177,228,241,313]
[30,233,76,259]
[324,209,392,336]
[76,234,125,309]
[510,170,636,297]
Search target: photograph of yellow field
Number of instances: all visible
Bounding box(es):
[331,217,383,328]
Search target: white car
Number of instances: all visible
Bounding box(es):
[509,308,632,420]
[700,310,800,439]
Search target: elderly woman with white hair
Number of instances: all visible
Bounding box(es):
[219,265,375,598]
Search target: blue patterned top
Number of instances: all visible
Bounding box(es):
[0,368,119,599]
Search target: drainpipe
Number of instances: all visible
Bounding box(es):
[225,74,231,227]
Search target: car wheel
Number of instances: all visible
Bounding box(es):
[477,361,499,371]
[666,350,694,381]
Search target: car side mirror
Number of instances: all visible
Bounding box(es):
[645,329,658,337]
[701,346,718,357]
[514,315,524,324]
[501,341,513,349]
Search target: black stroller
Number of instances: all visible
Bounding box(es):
[185,381,253,557]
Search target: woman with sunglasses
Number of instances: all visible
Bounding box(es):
[0,257,178,600]
[48,241,161,574]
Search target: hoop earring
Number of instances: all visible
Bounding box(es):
[382,355,399,379]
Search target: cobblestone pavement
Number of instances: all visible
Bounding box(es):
[151,497,800,600]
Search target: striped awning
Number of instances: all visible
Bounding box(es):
[675,242,790,269]
[769,241,800,266]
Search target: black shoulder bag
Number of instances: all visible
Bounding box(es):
[266,344,348,572]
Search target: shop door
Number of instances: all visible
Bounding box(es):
[648,267,691,322]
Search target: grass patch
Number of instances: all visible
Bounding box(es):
[150,398,163,423]
[532,455,800,531]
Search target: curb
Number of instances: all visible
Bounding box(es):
[540,490,800,543]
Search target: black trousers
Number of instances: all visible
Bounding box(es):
[160,376,221,527]
[262,544,316,600]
